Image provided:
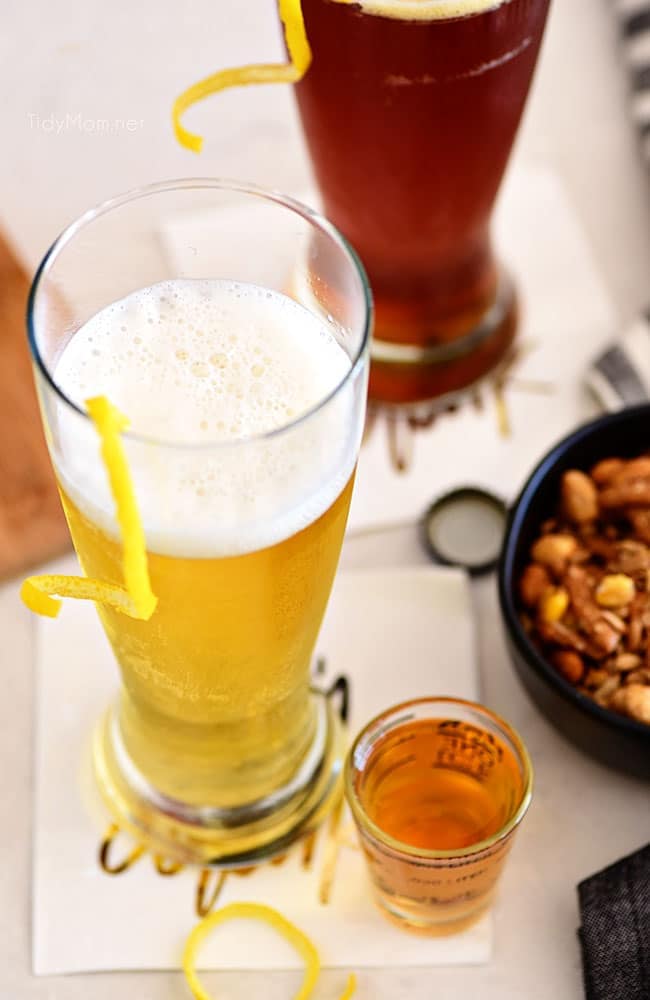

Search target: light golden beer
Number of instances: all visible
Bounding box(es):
[59,475,354,807]
[51,276,360,827]
[29,180,370,864]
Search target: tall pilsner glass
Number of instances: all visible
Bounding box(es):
[28,180,371,865]
[288,0,551,407]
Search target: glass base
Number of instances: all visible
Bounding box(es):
[376,891,493,937]
[93,690,345,868]
[368,273,518,409]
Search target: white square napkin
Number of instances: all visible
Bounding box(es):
[33,562,488,975]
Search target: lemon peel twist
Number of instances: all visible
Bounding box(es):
[21,396,157,622]
[173,0,312,153]
[182,902,356,1000]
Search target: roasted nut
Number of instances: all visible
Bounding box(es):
[613,652,642,672]
[628,614,644,651]
[565,565,620,654]
[626,669,650,685]
[518,451,650,727]
[600,610,627,633]
[539,587,569,623]
[610,684,650,724]
[612,541,650,575]
[627,509,650,545]
[600,481,650,509]
[520,612,534,634]
[538,619,605,659]
[595,574,636,608]
[531,534,577,576]
[584,535,618,561]
[519,563,551,608]
[612,457,650,483]
[594,675,621,706]
[561,470,598,524]
[585,668,610,689]
[551,650,584,685]
[590,458,624,485]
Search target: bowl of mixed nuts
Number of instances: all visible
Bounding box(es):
[498,405,650,778]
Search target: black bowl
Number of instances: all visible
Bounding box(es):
[498,405,650,779]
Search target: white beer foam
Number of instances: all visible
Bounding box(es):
[53,279,360,558]
[339,0,508,19]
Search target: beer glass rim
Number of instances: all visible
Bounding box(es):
[27,177,372,451]
[344,696,534,861]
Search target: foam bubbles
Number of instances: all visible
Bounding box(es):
[56,279,349,445]
[53,279,360,558]
[347,0,507,19]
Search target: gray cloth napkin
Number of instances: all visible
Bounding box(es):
[587,310,650,410]
[578,843,650,1000]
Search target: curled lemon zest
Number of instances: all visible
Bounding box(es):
[182,902,356,1000]
[173,0,312,153]
[21,396,157,622]
[86,396,157,619]
[339,973,357,1000]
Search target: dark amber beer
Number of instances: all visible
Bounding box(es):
[292,0,551,404]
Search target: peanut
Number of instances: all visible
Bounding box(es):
[565,565,620,654]
[519,563,551,608]
[531,534,577,576]
[585,668,610,689]
[585,535,618,561]
[561,470,598,524]
[601,481,650,509]
[520,612,534,634]
[539,587,569,623]
[594,675,620,706]
[552,650,584,685]
[600,610,627,633]
[628,509,650,545]
[595,574,636,609]
[626,669,650,685]
[590,458,624,485]
[628,613,643,651]
[613,652,642,672]
[538,620,599,657]
[612,457,650,483]
[610,684,650,725]
[612,540,650,575]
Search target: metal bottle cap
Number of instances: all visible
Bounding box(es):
[420,487,508,576]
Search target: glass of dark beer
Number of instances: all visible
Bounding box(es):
[289,0,551,407]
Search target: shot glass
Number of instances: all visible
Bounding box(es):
[345,697,533,935]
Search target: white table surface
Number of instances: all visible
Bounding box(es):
[2,1,650,997]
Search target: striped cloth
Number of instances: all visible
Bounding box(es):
[587,310,650,410]
[616,0,650,160]
[585,3,650,411]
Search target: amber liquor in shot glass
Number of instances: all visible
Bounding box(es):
[345,697,533,934]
